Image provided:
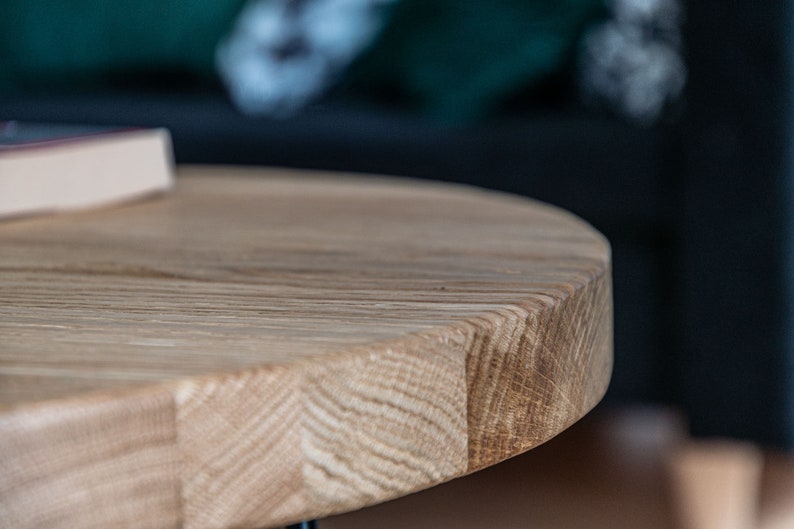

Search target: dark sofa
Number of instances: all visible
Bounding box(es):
[2,0,792,448]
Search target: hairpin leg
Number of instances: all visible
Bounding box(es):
[286,521,318,529]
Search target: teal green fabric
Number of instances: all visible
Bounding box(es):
[344,0,604,121]
[0,1,245,90]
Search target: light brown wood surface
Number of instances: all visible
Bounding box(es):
[0,166,612,529]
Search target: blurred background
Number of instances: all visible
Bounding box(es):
[1,0,792,527]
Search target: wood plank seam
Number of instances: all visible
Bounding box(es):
[300,333,468,519]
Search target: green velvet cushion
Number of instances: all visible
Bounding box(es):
[0,0,245,90]
[344,0,603,121]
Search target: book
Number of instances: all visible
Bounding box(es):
[0,122,174,219]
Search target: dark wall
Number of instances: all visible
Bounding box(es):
[676,0,794,446]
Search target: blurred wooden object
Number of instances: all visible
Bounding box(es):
[759,452,794,529]
[669,441,763,529]
[669,441,794,529]
[0,166,612,529]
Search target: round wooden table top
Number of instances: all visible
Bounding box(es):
[0,166,612,529]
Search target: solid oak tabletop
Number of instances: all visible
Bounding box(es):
[0,166,612,529]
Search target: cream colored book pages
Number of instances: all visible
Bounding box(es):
[0,127,174,218]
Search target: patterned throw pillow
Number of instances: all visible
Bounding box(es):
[342,0,604,121]
[218,0,603,121]
[579,0,686,123]
[217,0,395,116]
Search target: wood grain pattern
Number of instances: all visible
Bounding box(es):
[0,166,612,529]
[0,387,180,529]
[175,367,304,529]
[300,334,468,517]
